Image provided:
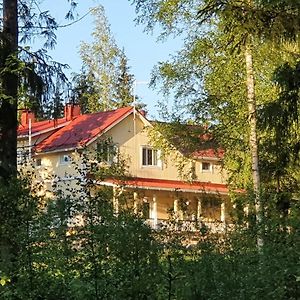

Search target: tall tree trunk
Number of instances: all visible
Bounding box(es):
[0,0,19,280]
[0,0,18,180]
[244,37,263,248]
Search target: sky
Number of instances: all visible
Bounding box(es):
[38,0,183,119]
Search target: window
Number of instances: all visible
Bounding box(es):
[201,162,212,173]
[36,158,42,167]
[142,202,150,219]
[60,154,72,165]
[142,147,161,167]
[97,142,118,165]
[17,148,29,165]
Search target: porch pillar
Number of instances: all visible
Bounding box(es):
[244,204,249,217]
[244,204,249,227]
[112,186,119,215]
[152,194,158,229]
[174,198,178,219]
[197,198,202,222]
[133,191,138,214]
[221,201,226,223]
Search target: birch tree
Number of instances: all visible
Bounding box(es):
[131,0,300,246]
[74,6,136,113]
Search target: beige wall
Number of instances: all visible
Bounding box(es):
[18,113,227,202]
[89,114,226,184]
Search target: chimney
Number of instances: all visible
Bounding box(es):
[64,103,81,121]
[139,109,147,117]
[20,110,35,126]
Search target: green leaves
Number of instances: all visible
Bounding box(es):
[72,5,137,113]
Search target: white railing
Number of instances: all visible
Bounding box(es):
[145,218,232,233]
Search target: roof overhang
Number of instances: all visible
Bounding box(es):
[97,177,229,195]
[18,120,71,139]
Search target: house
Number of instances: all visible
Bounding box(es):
[17,105,232,231]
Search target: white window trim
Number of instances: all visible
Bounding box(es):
[96,141,119,165]
[201,161,213,173]
[36,158,43,167]
[140,146,162,169]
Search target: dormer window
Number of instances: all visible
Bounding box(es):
[201,162,213,173]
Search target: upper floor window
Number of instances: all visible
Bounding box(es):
[36,158,42,167]
[17,147,29,165]
[97,140,118,165]
[142,147,162,167]
[60,154,72,165]
[201,161,213,173]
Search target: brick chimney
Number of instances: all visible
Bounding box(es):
[20,110,35,126]
[64,103,81,121]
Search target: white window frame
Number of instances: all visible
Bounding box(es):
[36,158,42,167]
[97,143,119,165]
[141,146,162,168]
[60,154,72,165]
[201,161,213,173]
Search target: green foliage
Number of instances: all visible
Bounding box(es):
[259,60,300,191]
[132,0,300,192]
[71,5,139,113]
[0,171,299,299]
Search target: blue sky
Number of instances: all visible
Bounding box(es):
[39,0,183,119]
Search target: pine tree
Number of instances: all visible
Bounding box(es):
[115,49,136,107]
[0,1,76,178]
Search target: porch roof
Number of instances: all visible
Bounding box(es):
[101,177,229,195]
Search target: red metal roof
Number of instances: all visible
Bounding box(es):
[35,107,133,153]
[193,148,224,159]
[18,117,70,136]
[103,177,229,194]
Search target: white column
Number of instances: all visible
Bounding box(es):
[174,198,178,219]
[113,186,119,215]
[244,204,249,227]
[197,198,202,222]
[152,194,158,229]
[133,191,138,214]
[244,204,249,217]
[221,201,226,223]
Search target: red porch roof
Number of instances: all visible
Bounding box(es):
[102,177,229,194]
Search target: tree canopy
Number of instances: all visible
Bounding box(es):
[71,5,138,113]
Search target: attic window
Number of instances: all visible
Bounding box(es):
[141,147,162,168]
[201,162,212,173]
[60,154,72,165]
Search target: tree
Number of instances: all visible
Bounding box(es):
[0,0,78,283]
[131,0,300,246]
[0,0,18,179]
[115,48,136,107]
[0,0,77,179]
[72,5,137,113]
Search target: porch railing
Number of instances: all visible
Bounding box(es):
[145,218,233,233]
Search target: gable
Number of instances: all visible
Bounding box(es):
[35,107,134,153]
